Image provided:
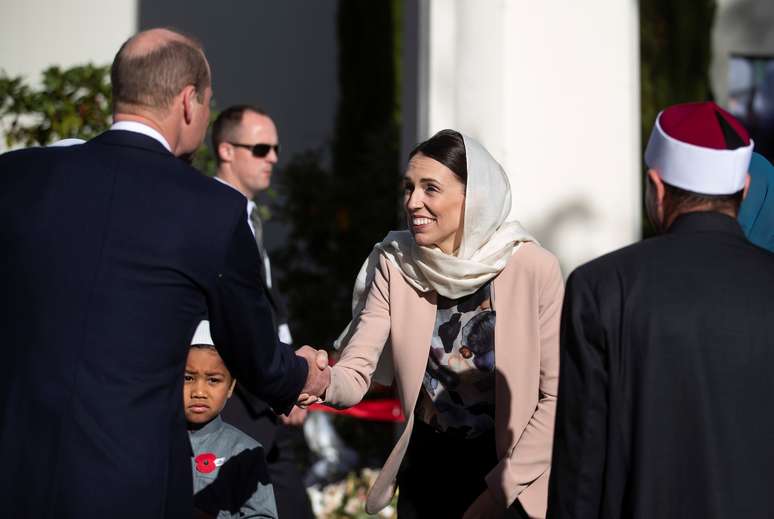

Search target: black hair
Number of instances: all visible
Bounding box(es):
[409,129,467,184]
[662,182,745,218]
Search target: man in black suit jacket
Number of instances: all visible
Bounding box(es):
[0,28,329,518]
[548,102,774,518]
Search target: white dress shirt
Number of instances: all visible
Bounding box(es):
[110,121,172,152]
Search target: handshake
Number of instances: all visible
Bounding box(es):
[295,345,331,407]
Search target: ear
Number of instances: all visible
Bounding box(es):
[181,85,198,125]
[742,173,751,199]
[217,142,233,164]
[647,169,666,206]
[227,378,236,399]
[645,168,667,228]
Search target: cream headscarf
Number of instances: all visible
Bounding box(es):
[334,133,535,382]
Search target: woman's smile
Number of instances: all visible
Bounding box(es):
[411,215,437,231]
[403,153,466,254]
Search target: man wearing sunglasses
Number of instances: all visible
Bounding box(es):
[211,105,315,519]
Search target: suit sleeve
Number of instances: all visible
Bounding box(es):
[325,255,392,407]
[546,269,608,518]
[208,216,308,415]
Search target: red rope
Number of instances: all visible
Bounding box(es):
[309,398,405,422]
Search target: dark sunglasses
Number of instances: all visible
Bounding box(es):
[229,142,280,158]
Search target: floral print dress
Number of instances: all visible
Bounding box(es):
[416,281,496,439]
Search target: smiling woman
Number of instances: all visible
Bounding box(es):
[403,130,467,254]
[317,130,565,518]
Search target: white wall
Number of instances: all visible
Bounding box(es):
[0,0,137,80]
[423,0,641,274]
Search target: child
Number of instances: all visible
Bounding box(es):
[186,320,278,519]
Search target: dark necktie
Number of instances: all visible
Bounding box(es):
[249,205,270,288]
[249,206,267,258]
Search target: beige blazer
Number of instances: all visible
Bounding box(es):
[326,242,563,518]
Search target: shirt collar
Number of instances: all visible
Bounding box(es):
[189,415,225,439]
[110,121,171,152]
[667,211,745,237]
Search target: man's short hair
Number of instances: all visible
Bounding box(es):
[111,31,210,112]
[211,105,267,164]
[662,182,745,218]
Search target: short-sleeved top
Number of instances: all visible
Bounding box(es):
[189,416,277,518]
[416,281,496,439]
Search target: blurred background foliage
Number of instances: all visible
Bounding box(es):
[0,64,112,147]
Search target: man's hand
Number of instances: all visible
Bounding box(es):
[279,405,308,427]
[296,345,330,406]
[462,488,504,519]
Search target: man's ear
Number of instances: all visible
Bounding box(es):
[181,85,197,125]
[645,168,667,230]
[647,169,665,206]
[227,378,236,399]
[217,142,233,164]
[742,172,751,199]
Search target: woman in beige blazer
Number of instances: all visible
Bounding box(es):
[314,130,563,518]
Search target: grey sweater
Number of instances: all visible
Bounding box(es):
[190,416,277,518]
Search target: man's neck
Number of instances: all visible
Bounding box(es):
[188,415,223,433]
[114,112,180,156]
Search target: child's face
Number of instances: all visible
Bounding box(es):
[184,347,235,426]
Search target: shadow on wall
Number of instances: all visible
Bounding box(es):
[530,198,597,276]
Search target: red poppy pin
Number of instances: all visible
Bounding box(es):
[195,452,217,474]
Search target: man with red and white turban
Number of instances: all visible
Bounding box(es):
[547,102,774,518]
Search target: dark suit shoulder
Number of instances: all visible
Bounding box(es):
[570,223,774,304]
[571,238,659,280]
[0,144,76,174]
[85,133,248,229]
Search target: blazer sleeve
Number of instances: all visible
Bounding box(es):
[486,253,564,506]
[325,254,392,407]
[546,269,608,518]
[208,215,308,415]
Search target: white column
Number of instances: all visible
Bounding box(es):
[424,0,641,274]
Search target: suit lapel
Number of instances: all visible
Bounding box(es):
[394,289,436,417]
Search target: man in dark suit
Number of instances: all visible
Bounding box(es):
[211,105,314,518]
[0,28,329,518]
[547,102,774,518]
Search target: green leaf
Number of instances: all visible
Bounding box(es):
[0,64,112,146]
